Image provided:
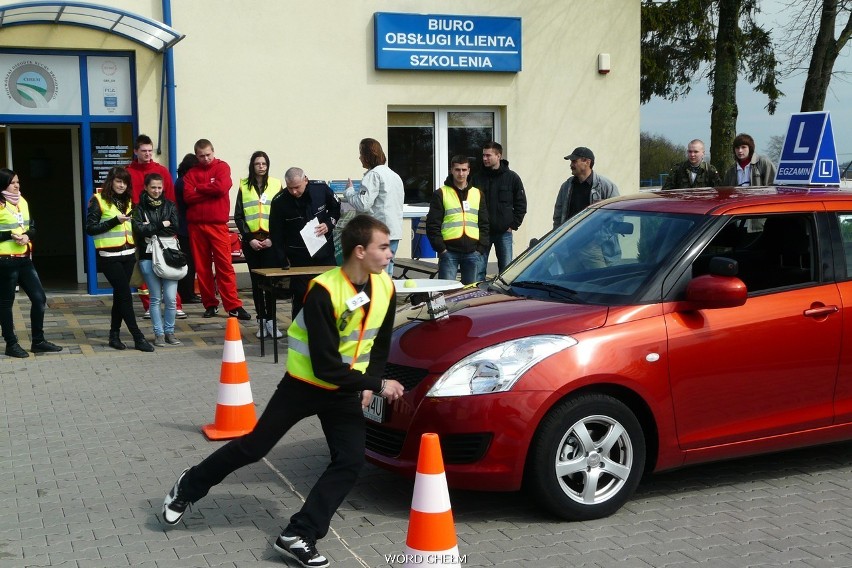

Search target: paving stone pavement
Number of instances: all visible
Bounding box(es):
[3,291,852,567]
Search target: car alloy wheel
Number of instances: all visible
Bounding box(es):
[527,393,646,521]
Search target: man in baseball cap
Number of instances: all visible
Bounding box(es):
[552,146,618,229]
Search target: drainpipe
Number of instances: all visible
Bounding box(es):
[162,0,178,180]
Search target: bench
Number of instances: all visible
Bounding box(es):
[394,258,440,279]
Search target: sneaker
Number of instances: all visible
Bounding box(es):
[153,335,167,347]
[256,319,266,339]
[143,310,151,319]
[274,533,329,568]
[31,340,63,353]
[228,306,252,321]
[266,319,283,339]
[162,468,191,525]
[203,306,219,318]
[165,333,182,346]
[175,309,188,319]
[5,342,29,358]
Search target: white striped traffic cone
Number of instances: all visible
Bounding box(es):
[404,433,461,567]
[201,317,257,440]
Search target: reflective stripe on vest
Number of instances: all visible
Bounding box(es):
[240,178,282,233]
[0,197,30,255]
[92,194,133,249]
[440,185,481,241]
[287,267,393,390]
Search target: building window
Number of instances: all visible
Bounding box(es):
[388,108,498,204]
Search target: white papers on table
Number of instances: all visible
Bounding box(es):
[300,217,327,257]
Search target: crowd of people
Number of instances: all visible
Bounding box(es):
[0,131,777,358]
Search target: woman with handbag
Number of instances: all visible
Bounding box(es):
[86,167,154,352]
[0,168,63,358]
[131,173,182,346]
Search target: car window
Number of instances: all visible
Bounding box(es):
[693,214,817,293]
[837,213,852,279]
[507,210,700,304]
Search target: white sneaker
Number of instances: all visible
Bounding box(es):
[175,309,188,319]
[143,310,151,319]
[266,319,283,338]
[255,319,266,339]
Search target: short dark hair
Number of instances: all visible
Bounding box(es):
[359,138,387,169]
[483,141,503,155]
[341,214,389,261]
[135,134,153,149]
[194,138,213,153]
[732,133,755,159]
[144,173,164,187]
[450,155,470,168]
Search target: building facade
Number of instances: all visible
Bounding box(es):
[0,0,640,292]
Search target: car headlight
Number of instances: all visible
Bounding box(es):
[426,335,577,397]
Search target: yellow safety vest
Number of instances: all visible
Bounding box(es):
[440,185,481,241]
[92,193,134,249]
[287,267,393,390]
[0,197,30,255]
[239,177,282,233]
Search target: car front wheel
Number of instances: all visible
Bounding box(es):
[526,394,646,521]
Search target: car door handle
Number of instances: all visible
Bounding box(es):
[803,305,839,318]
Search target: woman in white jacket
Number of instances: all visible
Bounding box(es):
[344,138,404,274]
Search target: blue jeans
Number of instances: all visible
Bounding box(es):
[387,239,399,276]
[0,257,47,345]
[438,250,482,285]
[478,231,514,281]
[138,259,178,335]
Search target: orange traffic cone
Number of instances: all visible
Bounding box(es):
[403,433,461,567]
[202,318,257,440]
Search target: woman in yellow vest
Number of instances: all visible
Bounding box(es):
[233,151,283,339]
[85,167,154,352]
[0,168,63,358]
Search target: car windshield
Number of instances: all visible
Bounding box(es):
[499,209,702,305]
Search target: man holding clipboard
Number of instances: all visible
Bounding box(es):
[269,167,341,318]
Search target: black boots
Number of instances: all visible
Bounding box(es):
[108,330,126,350]
[132,332,155,352]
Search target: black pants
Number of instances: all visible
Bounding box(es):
[0,257,47,345]
[180,376,366,541]
[99,254,142,336]
[242,243,279,320]
[288,250,337,319]
[176,234,197,301]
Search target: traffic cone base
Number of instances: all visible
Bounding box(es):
[202,318,257,440]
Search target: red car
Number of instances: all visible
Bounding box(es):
[366,186,852,520]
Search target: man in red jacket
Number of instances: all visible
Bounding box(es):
[126,134,186,319]
[182,139,251,320]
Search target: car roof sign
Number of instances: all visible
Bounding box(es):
[776,111,840,186]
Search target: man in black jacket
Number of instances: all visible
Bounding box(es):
[269,167,341,318]
[472,142,526,280]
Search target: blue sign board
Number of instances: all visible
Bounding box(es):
[374,12,522,72]
[776,111,840,185]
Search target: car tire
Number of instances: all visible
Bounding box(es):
[526,393,646,521]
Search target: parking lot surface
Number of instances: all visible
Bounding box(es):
[3,292,852,567]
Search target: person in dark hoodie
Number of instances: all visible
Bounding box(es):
[472,141,526,280]
[269,167,341,319]
[425,155,489,285]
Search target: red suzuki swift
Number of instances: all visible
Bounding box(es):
[366,186,852,520]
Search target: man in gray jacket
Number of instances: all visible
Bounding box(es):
[552,147,619,229]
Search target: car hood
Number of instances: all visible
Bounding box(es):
[391,287,608,373]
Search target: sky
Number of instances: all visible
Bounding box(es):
[640,0,852,163]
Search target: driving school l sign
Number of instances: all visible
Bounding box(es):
[776,111,840,185]
[374,12,521,72]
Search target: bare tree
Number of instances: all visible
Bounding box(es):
[777,0,852,111]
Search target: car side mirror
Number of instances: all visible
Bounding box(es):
[683,274,747,310]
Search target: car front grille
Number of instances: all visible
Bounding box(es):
[366,422,492,464]
[382,362,429,390]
